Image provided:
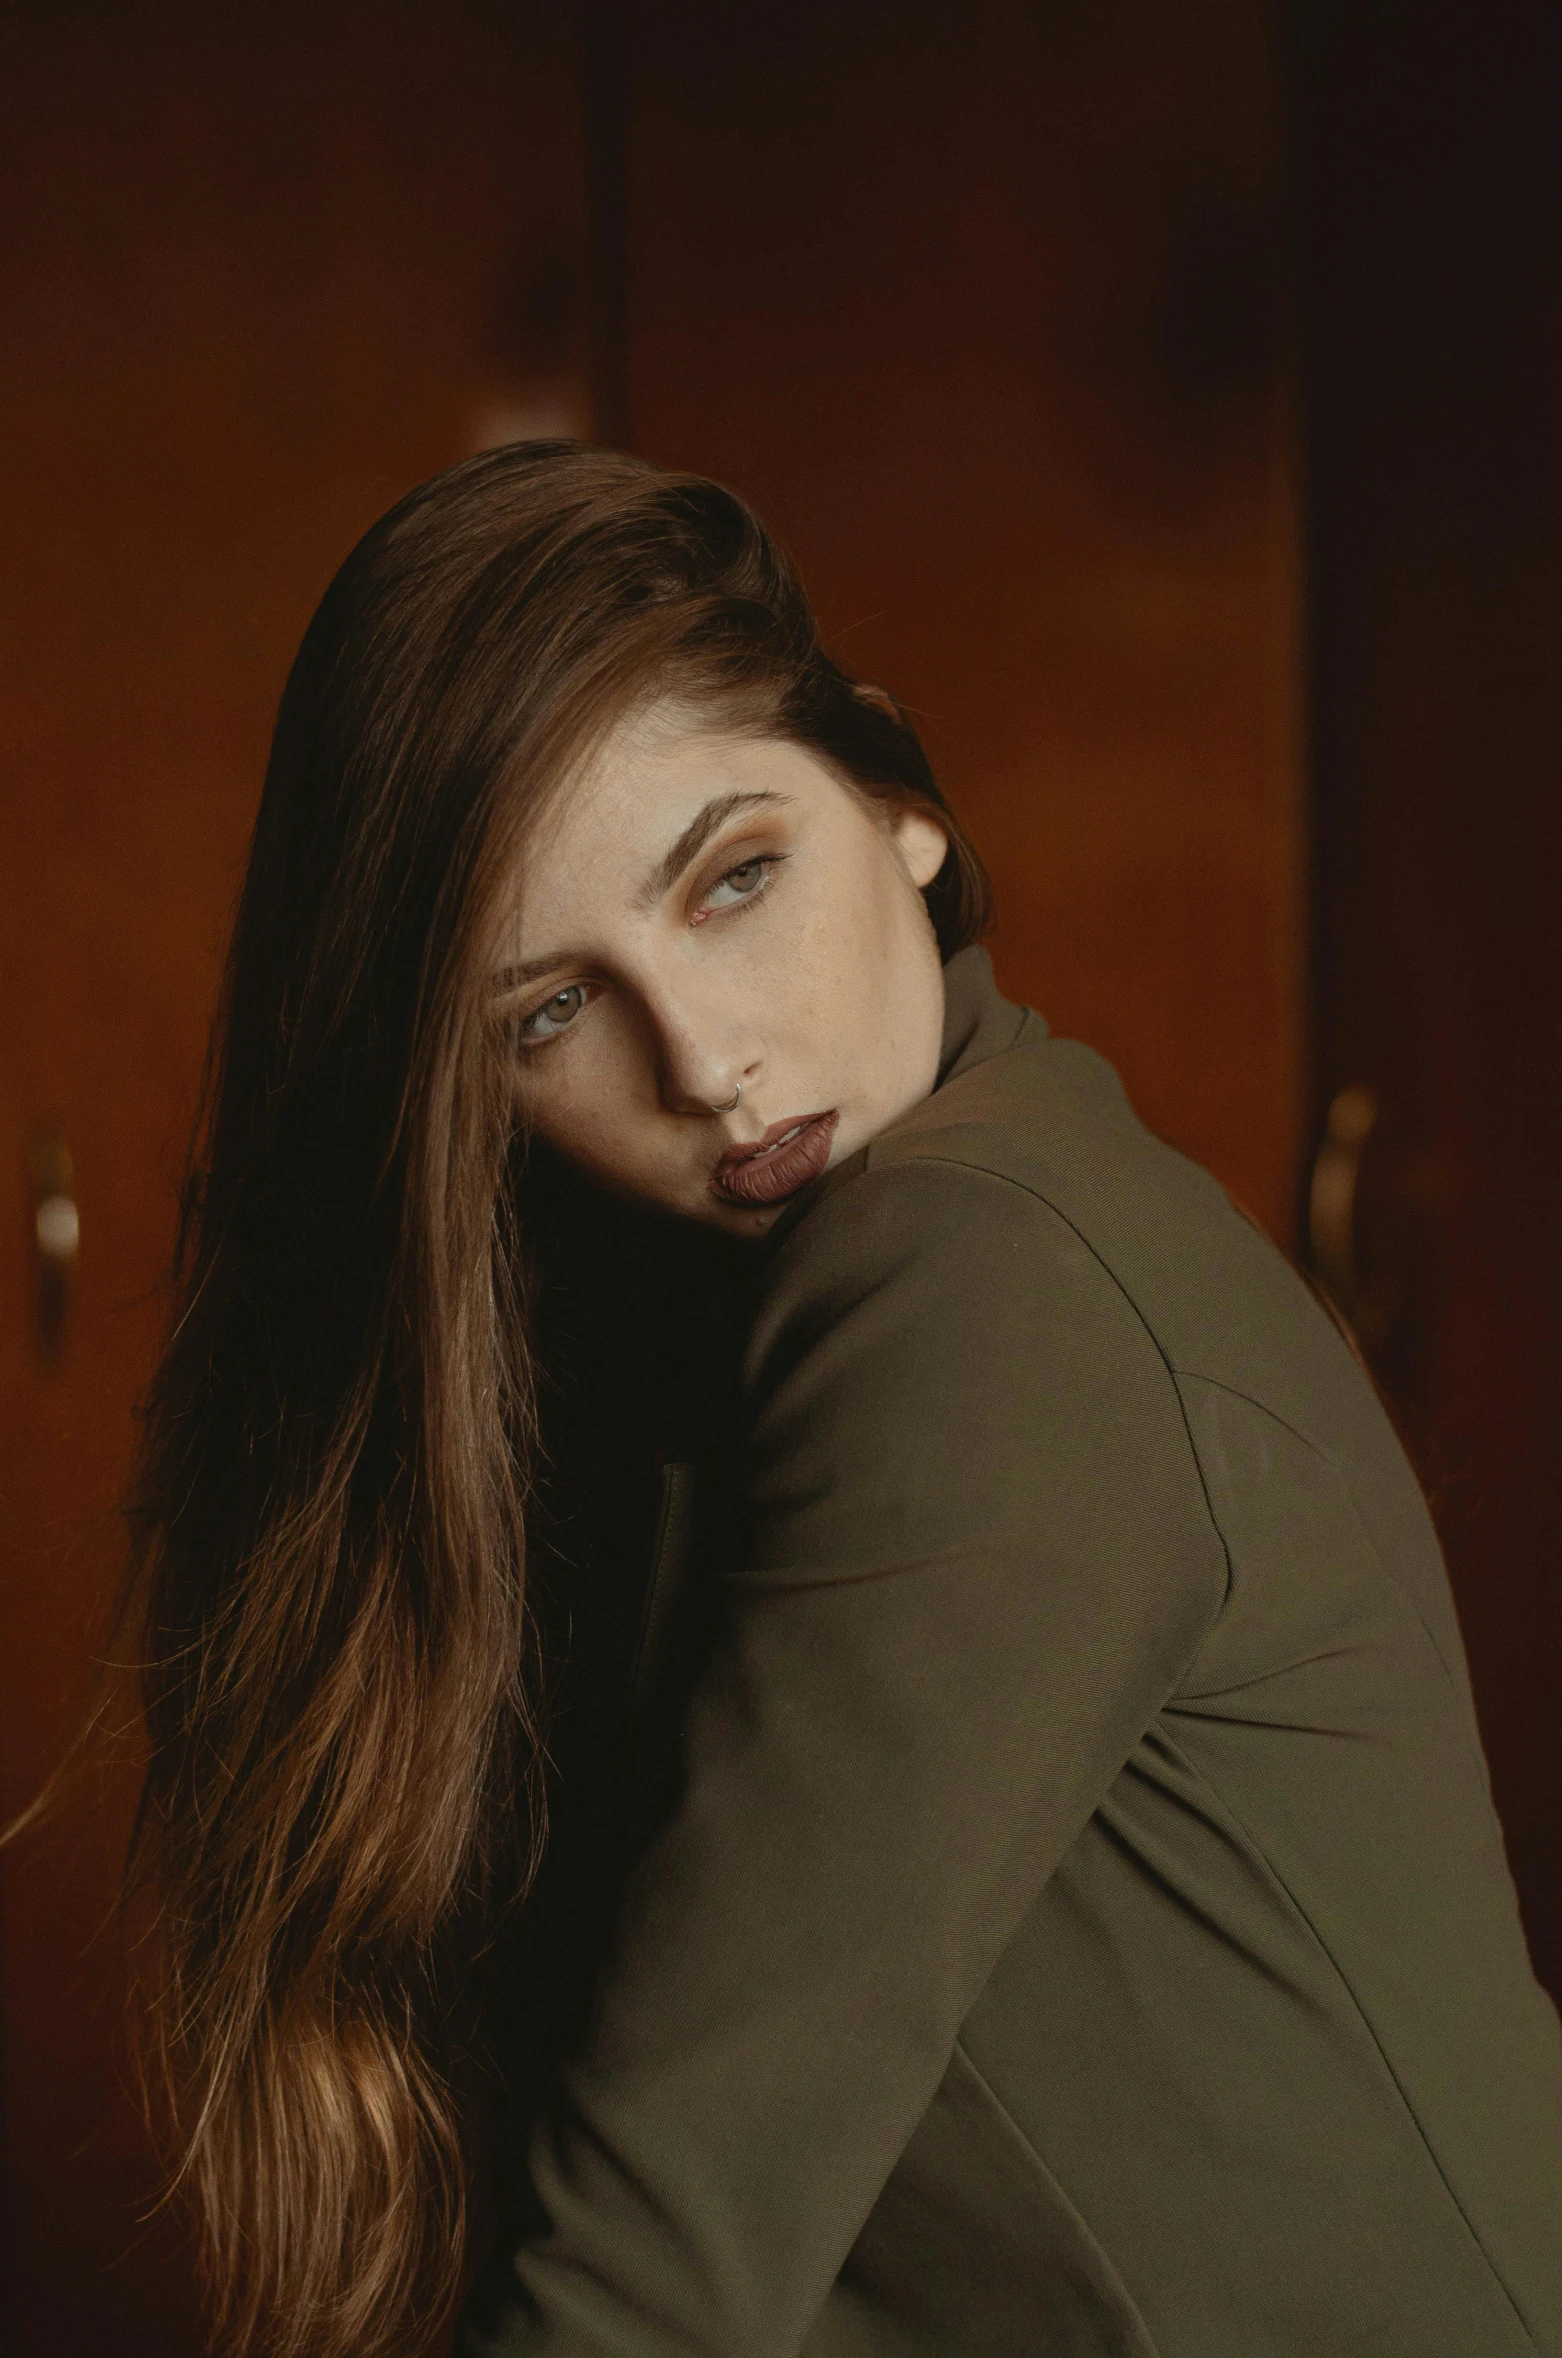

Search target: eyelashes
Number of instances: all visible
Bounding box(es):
[692,851,784,924]
[517,981,594,1044]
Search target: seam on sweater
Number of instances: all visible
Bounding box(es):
[1164,1366,1331,1461]
[871,1153,1237,1620]
[1172,1370,1494,1784]
[1148,1728,1543,2353]
[946,2038,1163,2356]
[805,1151,1476,1760]
[768,1147,1537,2345]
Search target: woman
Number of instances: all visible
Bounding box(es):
[125,444,1562,2358]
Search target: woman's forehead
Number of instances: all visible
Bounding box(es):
[522,729,850,888]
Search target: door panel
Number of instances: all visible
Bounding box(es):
[620,0,1303,1237]
[1,3,1309,2346]
[1293,0,1562,2000]
[0,8,592,2349]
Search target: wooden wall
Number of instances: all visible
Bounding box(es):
[0,5,1300,2347]
[1293,0,1562,1999]
[0,9,591,2349]
[620,0,1303,1237]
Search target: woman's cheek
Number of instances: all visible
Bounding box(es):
[750,878,834,1003]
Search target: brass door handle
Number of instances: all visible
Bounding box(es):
[1308,1083,1378,1316]
[29,1127,79,1364]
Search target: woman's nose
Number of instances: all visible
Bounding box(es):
[652,992,763,1117]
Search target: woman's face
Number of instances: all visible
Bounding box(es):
[494,706,950,1237]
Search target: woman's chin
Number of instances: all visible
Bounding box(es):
[687,1190,784,1238]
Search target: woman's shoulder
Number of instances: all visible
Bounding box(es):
[769,1022,1367,1468]
[742,1023,1230,1619]
[872,1014,1232,1252]
[776,1016,1243,1317]
[750,1025,1199,1440]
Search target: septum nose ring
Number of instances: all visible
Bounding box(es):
[710,1082,742,1114]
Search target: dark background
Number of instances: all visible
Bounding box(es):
[0,3,1557,2349]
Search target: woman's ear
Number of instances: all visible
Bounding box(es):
[890,803,949,891]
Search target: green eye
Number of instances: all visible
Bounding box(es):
[521,984,589,1041]
[705,857,771,909]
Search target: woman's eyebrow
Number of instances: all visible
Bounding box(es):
[491,788,795,993]
[491,953,577,993]
[636,789,791,907]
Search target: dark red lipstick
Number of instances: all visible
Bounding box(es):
[711,1110,840,1207]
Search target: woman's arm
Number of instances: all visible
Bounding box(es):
[463,1154,1228,2358]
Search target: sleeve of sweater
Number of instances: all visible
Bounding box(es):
[461,1150,1229,2358]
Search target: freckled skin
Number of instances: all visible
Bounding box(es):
[498,709,950,1238]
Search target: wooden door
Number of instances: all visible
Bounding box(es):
[1293,2,1562,2003]
[617,0,1304,1238]
[1,2,1309,2344]
[0,8,593,2349]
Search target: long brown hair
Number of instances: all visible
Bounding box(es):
[124,442,990,2357]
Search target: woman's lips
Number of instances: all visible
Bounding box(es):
[711,1110,840,1207]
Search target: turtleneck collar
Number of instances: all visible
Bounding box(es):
[936,943,1037,1087]
[760,944,1038,1250]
